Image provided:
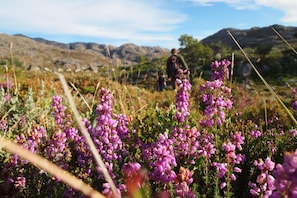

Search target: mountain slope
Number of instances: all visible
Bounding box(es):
[201,24,297,49]
[0,34,169,72]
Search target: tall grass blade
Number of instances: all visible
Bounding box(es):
[227,30,297,126]
[10,43,18,95]
[272,27,297,56]
[69,81,92,112]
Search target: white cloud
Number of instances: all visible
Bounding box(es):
[255,0,297,23]
[0,0,187,44]
[182,0,258,9]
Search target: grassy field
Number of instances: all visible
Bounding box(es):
[1,62,297,197]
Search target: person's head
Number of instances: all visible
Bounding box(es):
[171,48,178,55]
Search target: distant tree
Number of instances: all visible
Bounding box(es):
[139,55,149,63]
[178,34,213,76]
[178,34,198,48]
[208,41,232,60]
[280,49,297,75]
[233,48,257,62]
[255,45,272,59]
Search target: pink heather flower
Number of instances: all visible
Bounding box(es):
[212,162,228,178]
[231,173,237,181]
[223,141,236,153]
[272,151,297,197]
[0,118,7,131]
[289,129,297,137]
[220,182,227,189]
[279,130,284,135]
[249,187,260,197]
[174,167,195,197]
[234,167,242,173]
[5,93,11,102]
[249,125,262,138]
[256,173,267,184]
[267,175,276,190]
[231,132,245,151]
[210,59,231,81]
[199,76,233,127]
[14,176,26,189]
[284,152,297,170]
[264,157,276,171]
[145,133,177,183]
[250,157,276,197]
[175,76,191,123]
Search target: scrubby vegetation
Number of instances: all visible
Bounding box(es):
[1,52,297,198]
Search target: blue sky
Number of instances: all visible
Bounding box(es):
[0,0,296,49]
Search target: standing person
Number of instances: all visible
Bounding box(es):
[157,71,167,92]
[166,48,189,90]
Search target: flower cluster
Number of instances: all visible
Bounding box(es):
[0,118,7,131]
[5,125,46,190]
[175,75,192,123]
[174,166,195,197]
[170,125,201,165]
[143,133,177,184]
[94,88,125,163]
[115,114,129,139]
[199,79,233,127]
[49,96,79,167]
[199,59,232,128]
[249,157,275,197]
[197,130,216,159]
[210,59,231,81]
[249,124,262,138]
[271,150,297,197]
[212,132,245,190]
[84,88,129,196]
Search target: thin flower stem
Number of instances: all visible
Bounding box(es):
[91,81,101,112]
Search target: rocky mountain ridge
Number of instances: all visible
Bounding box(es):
[0,34,170,72]
[201,24,297,49]
[0,24,296,72]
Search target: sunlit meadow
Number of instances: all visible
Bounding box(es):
[0,58,297,198]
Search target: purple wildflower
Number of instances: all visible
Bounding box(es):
[249,157,276,197]
[144,133,177,184]
[210,59,231,81]
[199,79,233,127]
[175,72,191,123]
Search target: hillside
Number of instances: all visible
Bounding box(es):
[201,24,297,49]
[0,34,169,72]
